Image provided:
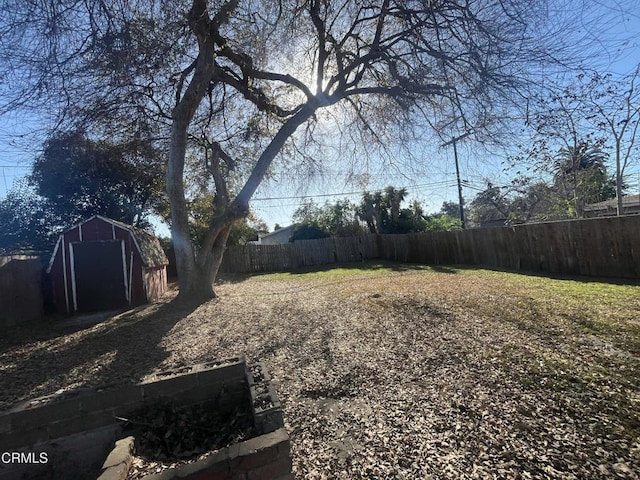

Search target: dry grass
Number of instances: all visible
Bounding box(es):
[1,262,639,479]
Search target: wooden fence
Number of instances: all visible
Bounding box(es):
[219,234,379,273]
[0,256,44,329]
[377,215,640,278]
[219,215,640,279]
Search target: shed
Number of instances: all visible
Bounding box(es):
[47,215,169,314]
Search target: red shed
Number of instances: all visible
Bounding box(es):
[46,215,169,314]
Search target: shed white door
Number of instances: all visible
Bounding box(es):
[70,240,127,312]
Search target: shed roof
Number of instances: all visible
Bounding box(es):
[103,217,169,268]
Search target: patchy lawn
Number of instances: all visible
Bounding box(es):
[1,262,639,479]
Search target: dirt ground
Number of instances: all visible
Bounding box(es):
[1,262,639,479]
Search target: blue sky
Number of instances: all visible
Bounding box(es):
[1,1,639,237]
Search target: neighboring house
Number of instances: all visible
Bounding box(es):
[47,215,169,315]
[256,225,297,245]
[478,218,508,228]
[584,194,640,218]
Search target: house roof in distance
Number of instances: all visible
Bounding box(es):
[584,194,640,212]
[258,224,297,240]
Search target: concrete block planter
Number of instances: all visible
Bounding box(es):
[0,357,291,480]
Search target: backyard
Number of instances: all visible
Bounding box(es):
[0,262,639,479]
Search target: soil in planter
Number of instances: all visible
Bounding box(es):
[123,399,257,478]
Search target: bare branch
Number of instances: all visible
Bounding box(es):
[175,61,197,107]
[309,0,328,94]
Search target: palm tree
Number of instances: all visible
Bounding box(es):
[357,192,379,233]
[553,143,613,217]
[383,186,408,228]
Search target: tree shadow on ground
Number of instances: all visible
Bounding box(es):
[218,259,640,287]
[460,264,640,287]
[0,293,203,411]
[217,260,453,284]
[428,265,459,274]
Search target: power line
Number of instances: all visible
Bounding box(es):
[252,180,458,201]
[252,202,314,209]
[461,182,486,191]
[252,181,464,215]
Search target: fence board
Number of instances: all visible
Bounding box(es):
[0,258,43,329]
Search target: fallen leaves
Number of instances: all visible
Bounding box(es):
[1,264,639,479]
[124,400,256,479]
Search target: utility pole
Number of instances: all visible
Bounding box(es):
[441,132,470,229]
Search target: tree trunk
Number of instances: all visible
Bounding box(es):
[170,105,316,302]
[168,117,199,298]
[616,139,623,216]
[166,2,318,302]
[166,0,217,301]
[169,225,230,302]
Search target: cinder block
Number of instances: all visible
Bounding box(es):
[0,460,50,480]
[254,408,285,435]
[196,362,245,389]
[246,456,293,480]
[43,426,120,477]
[217,388,249,412]
[276,439,291,459]
[1,357,289,480]
[81,385,143,413]
[236,429,289,457]
[55,425,119,455]
[229,429,289,472]
[111,402,147,420]
[196,356,246,372]
[151,365,194,380]
[227,472,249,480]
[0,426,48,450]
[226,442,241,460]
[10,397,81,430]
[46,410,116,440]
[170,385,222,406]
[0,412,10,434]
[141,373,197,400]
[141,448,231,480]
[235,443,279,471]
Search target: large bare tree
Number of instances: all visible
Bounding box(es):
[0,0,592,300]
[585,66,640,215]
[514,67,640,217]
